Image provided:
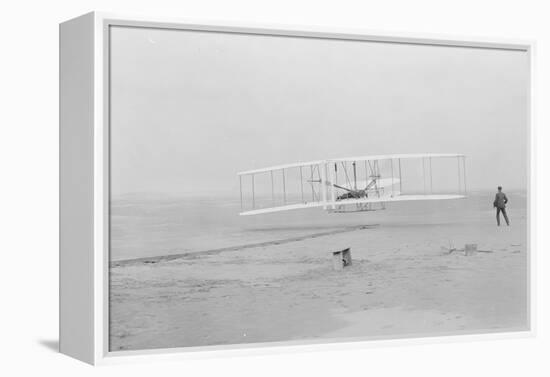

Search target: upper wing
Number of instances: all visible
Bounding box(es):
[237,154,464,176]
[237,159,326,176]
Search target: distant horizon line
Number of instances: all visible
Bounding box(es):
[111,187,528,201]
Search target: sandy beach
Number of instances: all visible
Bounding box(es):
[109,192,528,351]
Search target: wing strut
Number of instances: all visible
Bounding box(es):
[270,170,275,204]
[252,175,255,209]
[282,168,286,204]
[310,165,315,202]
[430,157,433,193]
[329,162,336,209]
[422,158,426,194]
[352,161,357,191]
[462,156,467,195]
[239,175,243,211]
[320,163,328,209]
[299,166,304,202]
[391,158,395,197]
[398,158,402,193]
[457,156,462,195]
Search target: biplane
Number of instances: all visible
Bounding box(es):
[237,153,467,216]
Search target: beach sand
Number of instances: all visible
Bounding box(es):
[109,192,528,351]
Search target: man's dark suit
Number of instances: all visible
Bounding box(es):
[494,192,510,226]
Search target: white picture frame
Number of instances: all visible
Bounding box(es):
[59,11,536,365]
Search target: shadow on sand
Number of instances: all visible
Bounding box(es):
[111,224,379,268]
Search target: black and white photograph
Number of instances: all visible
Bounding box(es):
[107,25,529,351]
[4,0,550,375]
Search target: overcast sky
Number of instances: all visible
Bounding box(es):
[110,26,529,197]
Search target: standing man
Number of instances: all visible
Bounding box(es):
[493,186,510,226]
